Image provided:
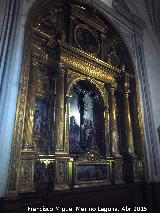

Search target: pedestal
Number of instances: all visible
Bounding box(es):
[18,150,36,192]
[54,154,71,190]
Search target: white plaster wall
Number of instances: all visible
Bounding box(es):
[127,1,160,130]
[0,0,7,43]
[126,0,160,178]
[0,0,25,197]
[0,0,37,198]
[0,0,12,87]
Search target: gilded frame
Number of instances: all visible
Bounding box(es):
[64,70,109,157]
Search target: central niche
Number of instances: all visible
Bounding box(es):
[69,80,105,156]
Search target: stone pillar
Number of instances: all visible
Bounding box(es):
[111,85,123,183]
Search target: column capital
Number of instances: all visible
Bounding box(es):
[111,83,118,93]
[124,76,130,94]
[101,33,106,38]
[58,63,66,76]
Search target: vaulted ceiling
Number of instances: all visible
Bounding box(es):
[113,0,160,41]
[143,0,160,41]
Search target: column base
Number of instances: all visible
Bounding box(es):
[18,150,36,193]
[114,155,124,184]
[123,153,134,183]
[123,153,144,182]
[133,157,144,181]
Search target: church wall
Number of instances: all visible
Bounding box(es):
[0,0,160,198]
[126,0,160,180]
[100,0,112,8]
[95,0,160,182]
[0,0,25,197]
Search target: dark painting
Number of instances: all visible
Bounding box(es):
[75,25,100,54]
[77,164,109,182]
[69,86,97,154]
[33,97,49,134]
[69,80,105,155]
[33,97,49,153]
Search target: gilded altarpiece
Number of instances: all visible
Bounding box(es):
[7,0,145,196]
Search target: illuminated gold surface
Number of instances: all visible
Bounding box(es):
[111,85,120,156]
[124,76,134,155]
[55,64,65,151]
[7,35,32,196]
[135,78,146,178]
[7,0,146,196]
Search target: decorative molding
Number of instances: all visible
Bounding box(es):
[112,0,146,32]
[113,0,131,13]
[7,35,31,195]
[59,41,121,85]
[112,0,132,21]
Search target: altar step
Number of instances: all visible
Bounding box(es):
[1,182,160,213]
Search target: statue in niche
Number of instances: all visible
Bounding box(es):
[34,109,41,132]
[107,47,120,67]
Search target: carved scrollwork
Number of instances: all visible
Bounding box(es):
[33,10,57,38]
[106,47,120,67]
[19,160,33,190]
[55,161,67,185]
[7,37,31,193]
